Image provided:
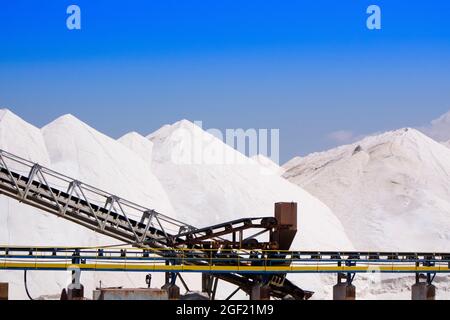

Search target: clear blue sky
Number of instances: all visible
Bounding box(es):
[1,1,450,163]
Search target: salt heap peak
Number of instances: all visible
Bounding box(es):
[147,119,195,140]
[118,131,154,164]
[41,114,175,216]
[0,108,50,164]
[147,119,354,251]
[148,119,259,166]
[0,108,12,119]
[283,127,450,252]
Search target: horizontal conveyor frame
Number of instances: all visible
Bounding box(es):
[1,246,449,274]
[2,262,449,274]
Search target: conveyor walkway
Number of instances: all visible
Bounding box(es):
[1,247,448,274]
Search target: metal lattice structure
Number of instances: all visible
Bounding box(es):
[0,149,277,250]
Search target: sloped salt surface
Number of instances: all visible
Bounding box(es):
[443,140,450,148]
[284,128,450,252]
[251,154,285,175]
[282,156,302,171]
[0,110,50,164]
[283,128,450,299]
[118,132,154,164]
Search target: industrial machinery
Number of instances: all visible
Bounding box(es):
[0,149,447,300]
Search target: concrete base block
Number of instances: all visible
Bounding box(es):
[333,283,356,300]
[250,284,271,301]
[0,283,8,301]
[412,283,436,300]
[162,284,180,300]
[168,285,180,300]
[61,284,85,300]
[93,288,169,300]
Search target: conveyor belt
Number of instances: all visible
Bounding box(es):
[0,150,275,250]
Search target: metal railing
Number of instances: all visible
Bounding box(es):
[0,246,448,274]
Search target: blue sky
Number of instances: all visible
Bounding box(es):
[1,1,450,163]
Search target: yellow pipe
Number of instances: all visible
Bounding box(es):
[1,262,449,273]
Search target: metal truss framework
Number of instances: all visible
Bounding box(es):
[0,150,276,250]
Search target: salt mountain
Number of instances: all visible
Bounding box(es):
[283,128,450,253]
[283,129,450,299]
[0,110,352,299]
[283,128,450,299]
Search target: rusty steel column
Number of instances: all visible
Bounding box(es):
[271,203,298,250]
[162,272,180,300]
[250,284,271,301]
[161,283,180,300]
[0,283,8,300]
[333,273,356,300]
[67,285,85,300]
[412,283,436,300]
[168,285,180,300]
[202,274,213,295]
[412,274,436,300]
[333,283,356,300]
